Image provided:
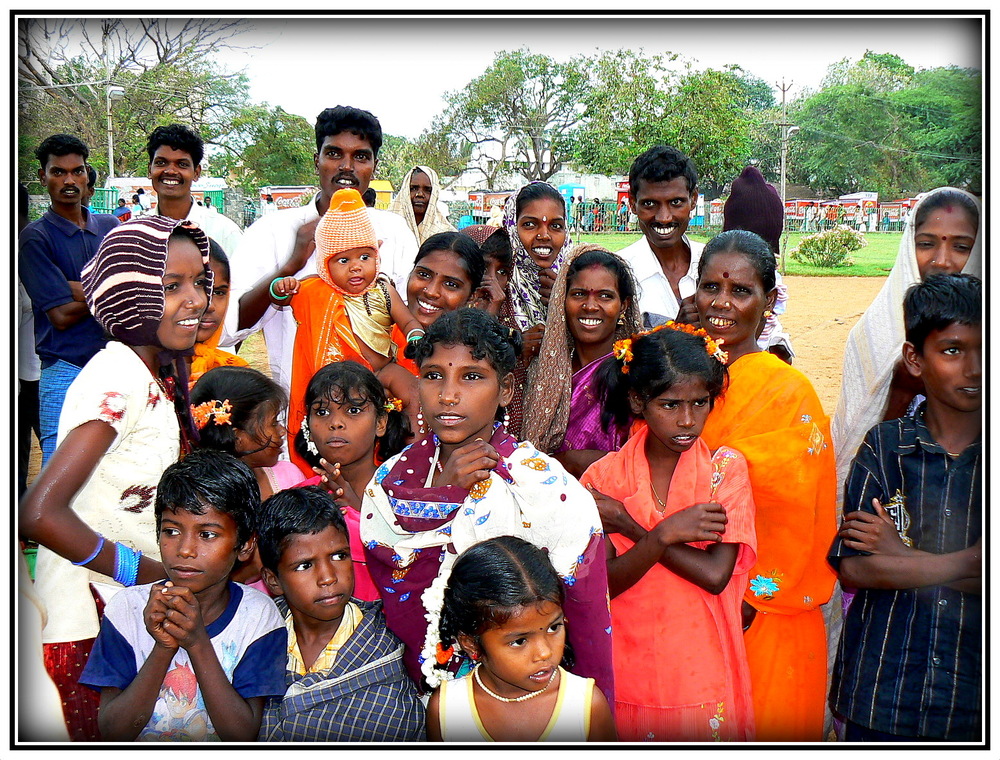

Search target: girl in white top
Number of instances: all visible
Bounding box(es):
[426,536,616,743]
[20,216,213,740]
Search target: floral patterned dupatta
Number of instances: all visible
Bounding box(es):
[360,425,615,701]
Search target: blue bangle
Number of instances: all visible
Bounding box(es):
[72,534,105,566]
[112,542,142,587]
[269,277,291,301]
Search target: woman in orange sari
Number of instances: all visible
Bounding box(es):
[695,231,837,742]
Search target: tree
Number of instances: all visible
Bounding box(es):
[209,104,316,192]
[18,18,253,185]
[440,49,587,186]
[373,128,473,191]
[570,50,756,196]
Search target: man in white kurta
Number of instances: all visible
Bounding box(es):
[223,106,418,394]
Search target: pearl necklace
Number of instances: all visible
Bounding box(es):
[473,663,556,703]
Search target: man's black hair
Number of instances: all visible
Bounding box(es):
[904,273,981,352]
[154,449,260,548]
[628,145,698,196]
[256,486,349,573]
[314,105,383,157]
[146,123,204,166]
[86,166,97,190]
[35,134,89,167]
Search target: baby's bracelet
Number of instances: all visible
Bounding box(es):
[72,534,105,566]
[406,328,425,344]
[112,542,142,587]
[269,277,291,301]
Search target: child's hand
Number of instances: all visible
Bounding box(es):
[521,324,545,361]
[585,483,633,536]
[438,439,499,490]
[159,583,209,651]
[144,583,179,651]
[313,458,362,509]
[676,295,701,327]
[471,279,505,315]
[839,498,909,555]
[538,267,556,307]
[655,501,727,546]
[289,218,319,272]
[271,276,299,300]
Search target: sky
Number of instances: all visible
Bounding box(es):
[214,14,983,140]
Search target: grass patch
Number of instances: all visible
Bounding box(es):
[575,231,899,277]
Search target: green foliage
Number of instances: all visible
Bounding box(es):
[375,129,472,190]
[216,105,316,192]
[441,48,586,185]
[791,226,867,268]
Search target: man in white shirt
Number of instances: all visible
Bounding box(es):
[617,145,792,359]
[144,124,244,262]
[224,105,419,394]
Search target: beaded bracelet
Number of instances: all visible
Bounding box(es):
[113,542,142,587]
[269,277,291,301]
[406,328,425,344]
[72,534,105,566]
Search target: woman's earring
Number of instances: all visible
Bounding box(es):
[617,313,625,326]
[502,406,511,429]
[416,409,426,434]
[763,308,773,318]
[302,417,319,456]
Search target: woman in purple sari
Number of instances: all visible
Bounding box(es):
[523,245,641,477]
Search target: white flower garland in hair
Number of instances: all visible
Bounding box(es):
[419,571,455,688]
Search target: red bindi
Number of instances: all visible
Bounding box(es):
[723,271,730,278]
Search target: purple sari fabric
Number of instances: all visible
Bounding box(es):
[360,426,615,704]
[558,353,629,454]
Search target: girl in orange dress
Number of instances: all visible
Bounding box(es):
[695,230,837,741]
[581,324,756,742]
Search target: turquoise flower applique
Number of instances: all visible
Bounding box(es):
[749,574,780,598]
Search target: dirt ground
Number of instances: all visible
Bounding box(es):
[24,276,885,484]
[780,276,886,416]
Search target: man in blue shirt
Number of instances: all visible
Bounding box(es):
[19,134,119,465]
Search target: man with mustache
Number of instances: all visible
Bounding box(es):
[617,145,790,358]
[226,106,418,395]
[19,134,119,466]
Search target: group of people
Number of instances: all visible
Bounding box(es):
[17,102,981,745]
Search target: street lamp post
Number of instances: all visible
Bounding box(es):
[779,124,799,274]
[105,85,125,181]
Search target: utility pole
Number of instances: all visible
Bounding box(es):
[775,79,795,275]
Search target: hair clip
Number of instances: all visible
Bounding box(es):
[190,399,233,429]
[384,396,403,413]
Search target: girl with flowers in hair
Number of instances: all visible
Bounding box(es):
[523,244,641,476]
[581,323,757,742]
[20,216,213,740]
[360,308,613,704]
[268,187,424,473]
[695,230,836,741]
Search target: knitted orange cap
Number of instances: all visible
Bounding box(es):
[315,188,379,290]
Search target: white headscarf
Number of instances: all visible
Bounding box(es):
[831,187,981,502]
[388,165,456,245]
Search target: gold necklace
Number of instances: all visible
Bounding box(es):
[650,481,667,511]
[473,663,555,703]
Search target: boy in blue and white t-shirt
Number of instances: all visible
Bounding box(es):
[81,450,286,741]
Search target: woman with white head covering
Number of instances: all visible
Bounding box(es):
[388,165,455,245]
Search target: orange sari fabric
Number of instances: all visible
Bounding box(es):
[286,276,371,474]
[390,324,419,376]
[700,351,837,741]
[581,427,757,742]
[188,329,248,387]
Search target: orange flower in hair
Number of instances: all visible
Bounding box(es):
[613,337,634,373]
[384,396,403,413]
[190,399,233,430]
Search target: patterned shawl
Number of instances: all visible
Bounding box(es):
[359,425,614,702]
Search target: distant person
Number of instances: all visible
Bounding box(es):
[224,105,418,397]
[17,183,41,501]
[262,193,277,215]
[135,186,150,212]
[18,134,118,466]
[130,193,143,215]
[487,201,504,226]
[204,195,216,212]
[112,198,131,222]
[388,165,456,244]
[361,188,376,207]
[144,124,243,267]
[83,167,97,210]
